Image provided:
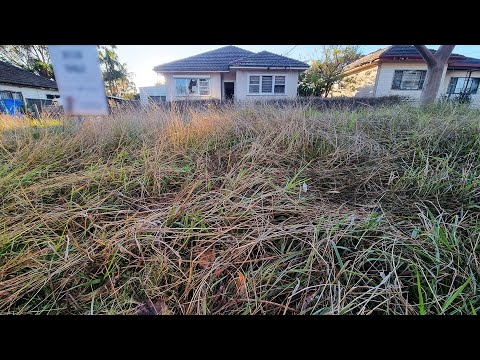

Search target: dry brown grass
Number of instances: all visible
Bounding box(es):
[1,102,479,314]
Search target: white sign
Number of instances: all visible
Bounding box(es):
[48,45,109,115]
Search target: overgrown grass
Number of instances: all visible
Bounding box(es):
[1,102,479,314]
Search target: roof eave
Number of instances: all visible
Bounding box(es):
[0,81,58,91]
[379,55,465,61]
[447,66,480,71]
[229,66,309,70]
[153,69,229,73]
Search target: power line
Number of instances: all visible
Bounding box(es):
[283,45,298,57]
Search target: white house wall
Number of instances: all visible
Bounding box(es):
[163,73,222,101]
[235,70,300,100]
[222,71,236,82]
[0,84,59,100]
[374,62,447,99]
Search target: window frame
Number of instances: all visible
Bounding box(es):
[174,76,211,97]
[391,70,427,90]
[247,74,287,95]
[447,77,480,95]
[274,75,286,94]
[0,90,24,101]
[248,75,260,94]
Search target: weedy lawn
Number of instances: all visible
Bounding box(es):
[0,103,479,314]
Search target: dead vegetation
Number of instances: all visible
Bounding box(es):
[0,102,479,314]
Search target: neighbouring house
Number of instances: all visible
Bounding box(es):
[153,46,309,102]
[0,60,60,114]
[139,85,167,105]
[331,45,480,105]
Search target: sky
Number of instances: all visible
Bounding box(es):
[115,45,480,90]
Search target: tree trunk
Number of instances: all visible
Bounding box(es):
[324,84,331,98]
[420,63,445,106]
[414,45,456,106]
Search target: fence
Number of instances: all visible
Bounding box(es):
[17,94,480,119]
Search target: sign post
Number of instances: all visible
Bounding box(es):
[48,45,109,116]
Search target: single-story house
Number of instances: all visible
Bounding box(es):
[153,46,309,102]
[332,45,480,105]
[139,85,167,105]
[0,60,60,113]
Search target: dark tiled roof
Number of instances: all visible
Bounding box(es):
[381,45,464,59]
[0,60,57,89]
[230,51,309,69]
[153,46,255,72]
[346,45,479,71]
[345,47,390,71]
[449,56,480,68]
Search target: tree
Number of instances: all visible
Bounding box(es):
[298,45,361,97]
[414,45,456,106]
[98,45,136,98]
[0,45,54,79]
[0,45,137,98]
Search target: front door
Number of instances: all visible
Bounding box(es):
[224,82,234,100]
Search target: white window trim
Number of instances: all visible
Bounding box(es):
[248,75,261,94]
[174,77,211,97]
[247,74,287,95]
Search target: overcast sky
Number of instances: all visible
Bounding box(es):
[115,45,480,90]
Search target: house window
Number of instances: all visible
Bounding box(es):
[248,75,287,94]
[0,90,23,100]
[391,70,427,90]
[274,76,286,93]
[175,78,210,96]
[447,77,480,95]
[262,76,273,93]
[249,76,260,93]
[175,79,187,95]
[199,79,209,95]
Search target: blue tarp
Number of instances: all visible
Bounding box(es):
[0,99,23,115]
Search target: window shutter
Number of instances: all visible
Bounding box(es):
[391,70,403,90]
[262,76,273,93]
[418,70,427,90]
[274,76,286,94]
[249,76,260,93]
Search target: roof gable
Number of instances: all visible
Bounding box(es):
[153,46,255,72]
[345,47,390,71]
[0,60,58,89]
[230,51,309,69]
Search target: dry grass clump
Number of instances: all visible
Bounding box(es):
[1,102,479,314]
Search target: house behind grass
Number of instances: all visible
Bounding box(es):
[0,60,60,114]
[153,46,309,102]
[331,45,480,106]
